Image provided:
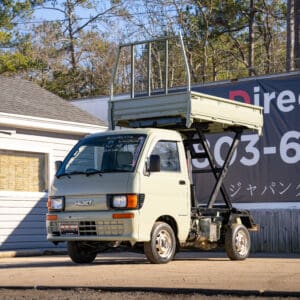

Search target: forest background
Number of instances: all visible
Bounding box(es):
[0,0,299,100]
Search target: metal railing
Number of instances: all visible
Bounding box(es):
[110,33,191,101]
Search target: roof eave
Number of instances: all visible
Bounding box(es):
[0,112,106,135]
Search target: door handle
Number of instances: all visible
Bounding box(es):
[179,180,186,185]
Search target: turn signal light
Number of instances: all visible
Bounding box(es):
[112,213,134,219]
[127,194,138,208]
[47,215,58,221]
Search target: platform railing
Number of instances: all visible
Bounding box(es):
[110,33,191,101]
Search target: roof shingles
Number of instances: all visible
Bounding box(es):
[0,76,105,126]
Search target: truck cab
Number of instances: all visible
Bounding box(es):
[48,128,192,263]
[46,36,263,264]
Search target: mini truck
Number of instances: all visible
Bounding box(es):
[46,36,263,264]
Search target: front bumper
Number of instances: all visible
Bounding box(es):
[46,211,139,243]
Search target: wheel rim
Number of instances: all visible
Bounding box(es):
[155,229,173,259]
[234,229,249,257]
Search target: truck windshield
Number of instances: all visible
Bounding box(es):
[57,134,146,177]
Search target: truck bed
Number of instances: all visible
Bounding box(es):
[109,90,263,135]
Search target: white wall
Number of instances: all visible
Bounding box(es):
[72,97,109,125]
[0,129,83,251]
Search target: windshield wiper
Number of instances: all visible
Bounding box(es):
[101,168,131,173]
[85,169,103,177]
[56,171,85,179]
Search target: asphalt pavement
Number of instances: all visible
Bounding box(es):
[0,250,300,297]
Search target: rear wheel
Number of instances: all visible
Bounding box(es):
[144,222,176,264]
[225,224,251,260]
[67,241,97,264]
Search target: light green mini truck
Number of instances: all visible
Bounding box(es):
[46,37,263,264]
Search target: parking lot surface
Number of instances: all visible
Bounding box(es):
[0,251,300,298]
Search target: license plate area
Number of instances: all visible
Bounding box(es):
[60,224,79,236]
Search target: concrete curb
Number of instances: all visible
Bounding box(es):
[0,286,299,298]
[0,249,67,259]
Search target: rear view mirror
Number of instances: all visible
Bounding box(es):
[149,155,160,172]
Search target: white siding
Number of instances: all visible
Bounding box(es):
[0,129,92,251]
[0,193,55,250]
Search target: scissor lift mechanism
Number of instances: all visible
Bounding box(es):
[185,124,243,210]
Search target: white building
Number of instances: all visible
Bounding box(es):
[0,76,106,251]
[72,96,109,125]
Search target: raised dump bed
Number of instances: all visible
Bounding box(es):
[109,35,263,135]
[109,90,263,135]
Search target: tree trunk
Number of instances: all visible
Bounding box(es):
[294,0,300,69]
[212,49,217,81]
[262,4,272,74]
[248,0,255,76]
[202,43,208,82]
[286,0,295,71]
[66,0,77,72]
[295,0,300,69]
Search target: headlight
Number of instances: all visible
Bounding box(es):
[48,196,65,211]
[107,194,144,210]
[112,195,127,208]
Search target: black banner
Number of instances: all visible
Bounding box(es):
[192,73,300,203]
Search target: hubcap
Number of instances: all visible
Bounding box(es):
[155,229,173,258]
[235,229,249,256]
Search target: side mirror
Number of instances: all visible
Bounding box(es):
[55,160,63,172]
[149,155,160,172]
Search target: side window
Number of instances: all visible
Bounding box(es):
[151,141,180,172]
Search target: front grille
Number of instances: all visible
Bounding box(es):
[96,220,124,235]
[55,220,124,236]
[79,221,97,236]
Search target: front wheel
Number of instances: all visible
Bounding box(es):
[144,222,176,264]
[67,241,97,264]
[225,224,251,260]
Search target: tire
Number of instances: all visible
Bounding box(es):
[67,241,97,264]
[225,224,251,260]
[144,222,176,264]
